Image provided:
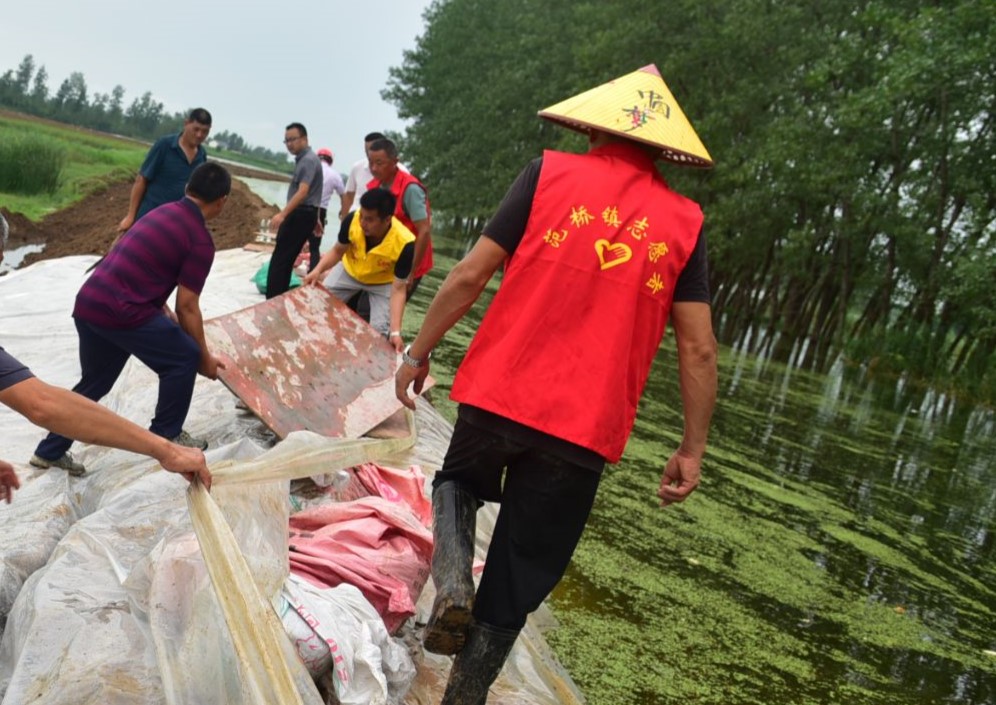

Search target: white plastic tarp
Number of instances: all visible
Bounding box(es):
[0,248,586,704]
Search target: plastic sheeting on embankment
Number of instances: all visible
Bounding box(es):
[0,249,586,704]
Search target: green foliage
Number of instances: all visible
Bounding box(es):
[0,133,64,195]
[383,0,585,220]
[386,0,996,403]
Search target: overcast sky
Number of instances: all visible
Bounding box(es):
[0,0,433,171]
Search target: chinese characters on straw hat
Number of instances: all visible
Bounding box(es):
[538,64,714,168]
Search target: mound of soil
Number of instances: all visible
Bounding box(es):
[2,163,283,267]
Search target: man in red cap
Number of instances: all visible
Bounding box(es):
[309,147,345,272]
[396,65,718,704]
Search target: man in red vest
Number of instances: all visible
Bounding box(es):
[396,65,718,705]
[366,138,433,297]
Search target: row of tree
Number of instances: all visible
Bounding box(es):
[0,55,289,169]
[385,0,995,401]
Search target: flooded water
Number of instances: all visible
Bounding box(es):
[0,242,45,275]
[237,176,287,209]
[407,235,996,705]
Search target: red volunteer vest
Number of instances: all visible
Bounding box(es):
[451,142,704,462]
[367,170,433,278]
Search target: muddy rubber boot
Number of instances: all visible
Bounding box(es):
[440,621,519,705]
[424,482,477,655]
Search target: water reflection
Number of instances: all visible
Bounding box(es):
[593,346,993,703]
[412,234,995,705]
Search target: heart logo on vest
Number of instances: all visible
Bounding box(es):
[595,239,632,270]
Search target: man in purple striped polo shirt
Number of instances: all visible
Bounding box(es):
[30,163,231,476]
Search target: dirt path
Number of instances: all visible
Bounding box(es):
[2,164,283,266]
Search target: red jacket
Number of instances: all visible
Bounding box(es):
[367,170,433,278]
[451,142,704,462]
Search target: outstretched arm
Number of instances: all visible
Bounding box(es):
[388,278,407,352]
[0,377,211,489]
[395,235,507,408]
[303,242,347,287]
[658,301,717,508]
[176,285,224,380]
[271,182,312,232]
[118,174,149,233]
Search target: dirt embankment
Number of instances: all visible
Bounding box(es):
[2,163,284,266]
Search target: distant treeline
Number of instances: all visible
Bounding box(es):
[386,0,995,404]
[0,54,289,171]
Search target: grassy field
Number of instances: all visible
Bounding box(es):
[0,112,146,220]
[0,112,291,221]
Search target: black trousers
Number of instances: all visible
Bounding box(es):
[344,276,423,322]
[308,207,328,273]
[433,417,602,631]
[34,315,200,459]
[266,206,317,299]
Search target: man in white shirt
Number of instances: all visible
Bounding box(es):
[309,147,345,272]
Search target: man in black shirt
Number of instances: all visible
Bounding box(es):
[396,65,718,705]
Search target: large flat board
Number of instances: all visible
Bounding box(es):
[205,286,405,440]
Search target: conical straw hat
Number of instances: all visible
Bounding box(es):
[538,64,713,167]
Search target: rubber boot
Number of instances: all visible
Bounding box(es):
[440,621,519,705]
[424,482,477,655]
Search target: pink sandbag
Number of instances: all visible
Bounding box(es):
[289,496,433,633]
[353,462,432,528]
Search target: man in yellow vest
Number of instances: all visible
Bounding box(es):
[303,188,416,352]
[396,65,718,705]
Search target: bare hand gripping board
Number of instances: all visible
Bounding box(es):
[205,286,405,440]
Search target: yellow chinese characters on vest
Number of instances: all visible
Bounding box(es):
[539,203,672,296]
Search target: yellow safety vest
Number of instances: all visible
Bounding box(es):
[342,215,416,285]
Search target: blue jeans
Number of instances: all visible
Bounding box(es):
[34,315,200,460]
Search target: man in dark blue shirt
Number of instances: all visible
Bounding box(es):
[116,108,212,233]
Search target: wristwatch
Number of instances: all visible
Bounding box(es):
[402,344,432,369]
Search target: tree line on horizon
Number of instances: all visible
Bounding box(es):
[385,0,995,405]
[0,55,289,170]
